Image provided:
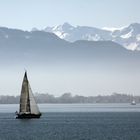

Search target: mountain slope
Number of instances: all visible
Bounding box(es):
[0,26,139,69]
[44,22,140,51]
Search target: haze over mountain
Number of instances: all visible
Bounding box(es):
[0,26,140,96]
[44,22,140,51]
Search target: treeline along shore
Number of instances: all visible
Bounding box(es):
[0,93,139,104]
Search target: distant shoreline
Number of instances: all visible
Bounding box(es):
[0,93,139,104]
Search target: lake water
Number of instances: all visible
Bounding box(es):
[0,104,140,140]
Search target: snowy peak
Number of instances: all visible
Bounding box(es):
[47,22,74,32]
[45,23,111,42]
[44,22,140,51]
[111,23,140,50]
[44,22,75,40]
[61,22,74,30]
[112,23,140,37]
[129,23,140,30]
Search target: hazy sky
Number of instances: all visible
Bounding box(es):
[0,0,139,30]
[1,64,140,96]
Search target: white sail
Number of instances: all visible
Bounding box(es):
[28,84,40,114]
[131,94,136,105]
[131,100,136,105]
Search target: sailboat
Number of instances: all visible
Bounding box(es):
[131,100,136,105]
[131,94,136,105]
[16,72,41,119]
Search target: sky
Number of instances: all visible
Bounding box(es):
[0,0,140,30]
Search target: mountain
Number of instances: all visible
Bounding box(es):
[0,27,136,64]
[44,22,140,51]
[0,27,140,95]
[0,26,140,67]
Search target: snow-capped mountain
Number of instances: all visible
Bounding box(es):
[44,22,140,51]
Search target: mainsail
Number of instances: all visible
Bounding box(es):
[18,72,41,117]
[19,72,30,113]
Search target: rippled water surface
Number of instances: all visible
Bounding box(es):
[0,104,140,140]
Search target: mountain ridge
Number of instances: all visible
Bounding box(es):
[44,22,140,51]
[0,26,139,70]
[1,23,140,51]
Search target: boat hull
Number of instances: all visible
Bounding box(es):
[16,113,41,119]
[131,103,136,105]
